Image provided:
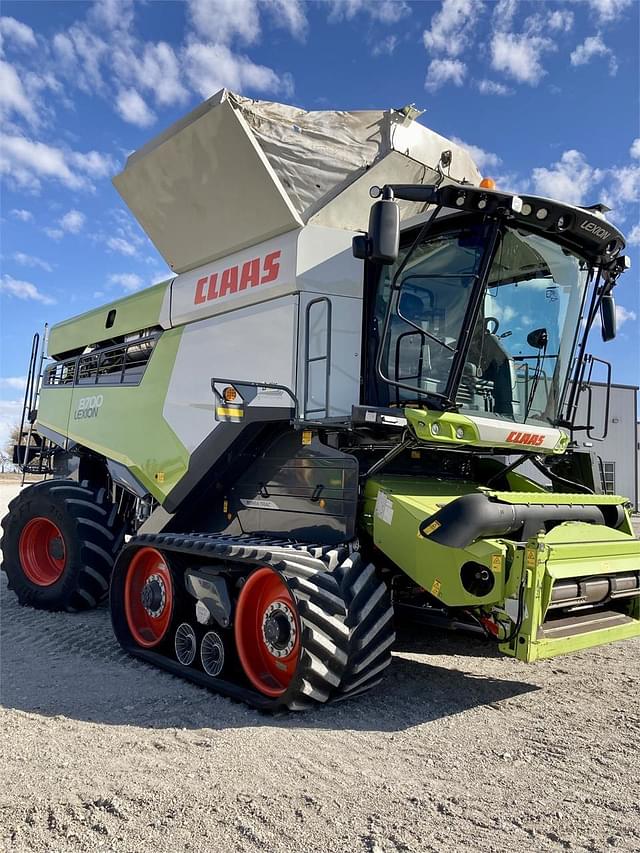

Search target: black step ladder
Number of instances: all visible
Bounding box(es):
[15,325,56,482]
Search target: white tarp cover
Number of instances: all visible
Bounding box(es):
[114,89,482,273]
[231,92,481,221]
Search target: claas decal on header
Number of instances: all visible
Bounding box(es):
[3,91,639,710]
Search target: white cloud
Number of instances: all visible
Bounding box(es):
[0,16,37,50]
[0,133,112,192]
[328,0,411,24]
[12,252,53,272]
[630,139,640,159]
[0,134,83,190]
[116,88,156,127]
[491,31,555,85]
[188,0,308,44]
[570,34,617,75]
[119,42,189,108]
[476,78,513,96]
[52,26,108,95]
[531,149,603,206]
[109,272,144,291]
[627,224,640,245]
[188,0,262,44]
[522,9,574,36]
[16,0,304,133]
[0,60,39,126]
[0,376,27,390]
[547,10,574,31]
[44,227,64,241]
[59,209,86,234]
[0,274,55,304]
[107,236,137,256]
[10,208,32,222]
[616,304,636,327]
[425,58,466,92]
[423,0,483,57]
[372,35,398,57]
[69,150,116,178]
[89,0,135,33]
[584,0,632,24]
[609,164,640,204]
[451,137,502,172]
[185,42,293,100]
[492,0,517,30]
[270,0,308,39]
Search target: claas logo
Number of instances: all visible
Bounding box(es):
[506,431,545,446]
[194,251,281,305]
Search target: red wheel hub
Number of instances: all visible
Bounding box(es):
[19,517,66,586]
[124,547,174,648]
[234,567,301,697]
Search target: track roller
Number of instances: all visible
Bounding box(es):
[201,631,225,676]
[175,623,197,666]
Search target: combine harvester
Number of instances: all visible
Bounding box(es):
[3,91,639,710]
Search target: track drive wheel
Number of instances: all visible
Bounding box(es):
[235,567,302,698]
[234,564,351,709]
[236,551,395,709]
[123,547,174,648]
[0,479,125,611]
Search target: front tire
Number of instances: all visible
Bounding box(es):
[1,479,125,611]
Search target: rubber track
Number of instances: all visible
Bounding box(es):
[115,532,394,710]
[1,479,125,612]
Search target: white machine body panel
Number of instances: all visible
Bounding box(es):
[113,92,303,274]
[297,292,362,419]
[467,415,566,451]
[163,295,299,454]
[169,230,299,327]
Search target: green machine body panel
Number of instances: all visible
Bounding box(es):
[363,475,640,662]
[47,280,170,358]
[39,328,188,502]
[363,475,509,607]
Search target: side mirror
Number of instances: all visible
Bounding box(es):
[600,293,616,341]
[352,197,400,264]
[527,327,548,350]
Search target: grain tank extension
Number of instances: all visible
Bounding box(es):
[2,90,639,710]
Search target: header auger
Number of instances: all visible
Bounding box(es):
[2,90,638,710]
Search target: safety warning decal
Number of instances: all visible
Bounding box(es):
[374,490,394,525]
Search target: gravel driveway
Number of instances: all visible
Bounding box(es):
[1,481,639,853]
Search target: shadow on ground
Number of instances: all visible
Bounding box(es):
[1,580,539,733]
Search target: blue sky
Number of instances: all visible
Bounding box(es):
[1,0,639,448]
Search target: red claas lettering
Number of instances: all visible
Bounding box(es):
[240,258,260,290]
[219,266,238,298]
[207,272,219,300]
[194,276,208,304]
[193,250,282,305]
[506,431,545,446]
[261,251,281,284]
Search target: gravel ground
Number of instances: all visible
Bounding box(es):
[1,481,639,853]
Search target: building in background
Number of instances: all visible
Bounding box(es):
[573,382,638,510]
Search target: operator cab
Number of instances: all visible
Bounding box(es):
[358,183,628,432]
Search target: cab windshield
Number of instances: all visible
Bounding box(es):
[374,222,591,425]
